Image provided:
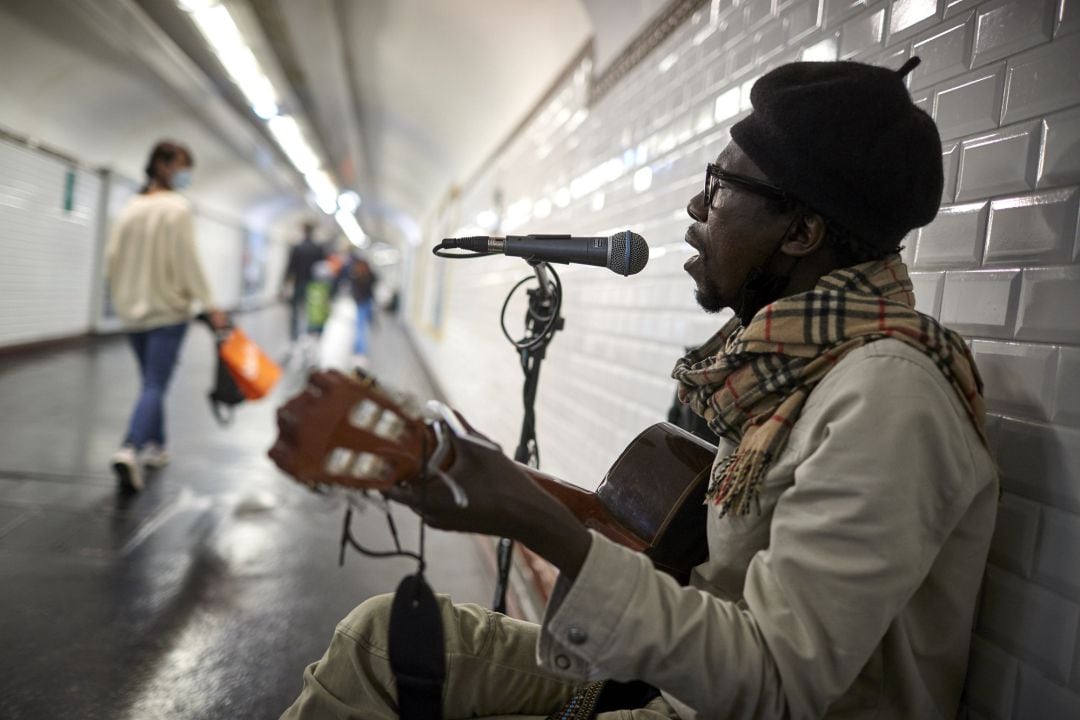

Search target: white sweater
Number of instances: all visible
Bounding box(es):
[105,191,214,329]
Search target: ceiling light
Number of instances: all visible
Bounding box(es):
[335,208,368,248]
[304,169,339,214]
[186,3,279,120]
[177,0,217,12]
[267,115,320,173]
[337,190,361,213]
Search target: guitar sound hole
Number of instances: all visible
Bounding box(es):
[325,447,355,475]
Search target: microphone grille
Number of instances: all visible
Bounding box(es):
[608,231,649,275]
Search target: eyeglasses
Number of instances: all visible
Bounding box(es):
[704,163,790,209]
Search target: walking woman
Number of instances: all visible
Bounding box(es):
[105,140,227,493]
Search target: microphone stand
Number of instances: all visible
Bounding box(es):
[493,260,563,614]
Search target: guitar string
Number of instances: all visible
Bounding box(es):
[337,422,432,574]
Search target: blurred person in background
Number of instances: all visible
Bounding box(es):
[106,140,227,493]
[331,250,378,368]
[280,221,326,351]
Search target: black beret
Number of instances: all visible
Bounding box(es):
[730,58,943,250]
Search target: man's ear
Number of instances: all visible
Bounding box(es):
[782,212,827,257]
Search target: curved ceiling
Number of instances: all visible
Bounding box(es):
[260,0,593,242]
[2,0,685,246]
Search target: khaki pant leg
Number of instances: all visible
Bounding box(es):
[280,593,581,720]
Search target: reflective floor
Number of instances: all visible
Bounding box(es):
[0,305,490,720]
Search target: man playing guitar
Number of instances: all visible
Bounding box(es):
[273,59,997,720]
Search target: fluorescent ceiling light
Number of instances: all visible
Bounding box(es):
[304,169,339,214]
[268,115,320,174]
[215,45,278,119]
[177,0,217,12]
[186,2,279,119]
[337,190,361,213]
[335,208,368,248]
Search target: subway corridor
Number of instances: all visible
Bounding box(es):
[0,306,490,720]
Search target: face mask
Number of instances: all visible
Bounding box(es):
[171,168,193,190]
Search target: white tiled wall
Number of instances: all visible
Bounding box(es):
[0,138,266,347]
[409,0,1080,716]
[0,140,100,346]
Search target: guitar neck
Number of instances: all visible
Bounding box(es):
[516,465,649,552]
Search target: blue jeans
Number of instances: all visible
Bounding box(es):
[124,322,188,448]
[353,300,373,355]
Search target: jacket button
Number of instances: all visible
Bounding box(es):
[555,654,571,670]
[567,627,588,645]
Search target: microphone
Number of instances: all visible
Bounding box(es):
[439,231,649,276]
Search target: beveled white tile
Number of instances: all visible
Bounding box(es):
[972,0,1056,68]
[909,270,945,316]
[963,636,1019,720]
[1039,107,1080,188]
[1035,506,1080,601]
[1015,666,1080,719]
[1002,34,1080,124]
[1059,0,1080,37]
[824,0,872,28]
[942,142,960,203]
[912,91,933,116]
[944,0,981,18]
[888,0,940,41]
[985,188,1079,266]
[989,492,1041,577]
[840,7,886,58]
[1054,347,1080,426]
[956,122,1042,201]
[940,268,1020,336]
[995,417,1080,514]
[744,0,775,29]
[977,567,1080,683]
[1016,265,1080,343]
[934,64,1007,141]
[914,201,987,268]
[972,339,1059,420]
[782,0,824,43]
[910,13,974,90]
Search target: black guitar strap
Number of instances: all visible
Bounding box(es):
[389,572,445,720]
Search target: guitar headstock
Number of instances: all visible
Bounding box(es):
[268,369,434,491]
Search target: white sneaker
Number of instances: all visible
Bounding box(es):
[351,353,369,371]
[111,446,144,493]
[140,443,170,469]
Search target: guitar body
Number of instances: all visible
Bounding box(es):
[269,371,717,584]
[523,423,715,584]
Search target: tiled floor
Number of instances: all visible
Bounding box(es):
[0,305,491,720]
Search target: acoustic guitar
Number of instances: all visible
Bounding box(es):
[269,370,716,583]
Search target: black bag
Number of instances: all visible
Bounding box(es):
[197,313,244,425]
[209,350,246,425]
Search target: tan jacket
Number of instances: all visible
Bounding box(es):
[106,191,214,329]
[538,339,998,719]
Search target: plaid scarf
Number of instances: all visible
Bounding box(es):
[672,255,986,517]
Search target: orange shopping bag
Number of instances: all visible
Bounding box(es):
[218,326,282,400]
